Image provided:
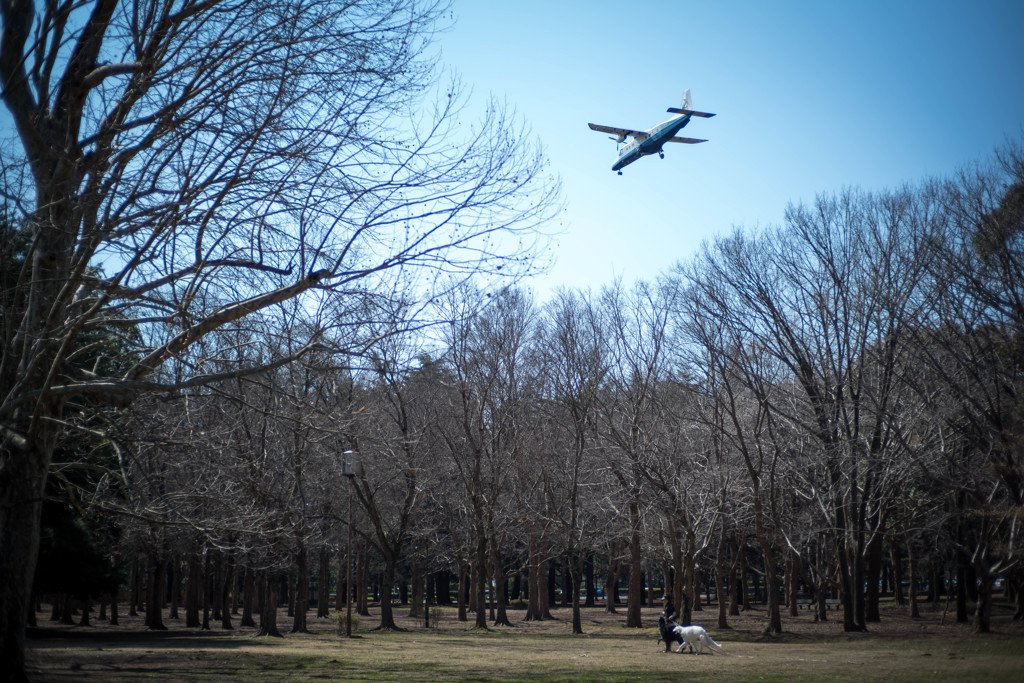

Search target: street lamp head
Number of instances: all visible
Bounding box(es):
[342,449,363,478]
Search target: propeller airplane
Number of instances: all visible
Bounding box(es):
[588,90,715,174]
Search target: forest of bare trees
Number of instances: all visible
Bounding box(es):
[1,2,1021,683]
[12,138,1024,649]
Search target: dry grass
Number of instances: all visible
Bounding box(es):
[26,599,1024,681]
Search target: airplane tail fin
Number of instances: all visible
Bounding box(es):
[667,89,716,118]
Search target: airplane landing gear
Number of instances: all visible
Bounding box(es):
[659,151,664,159]
[617,171,623,176]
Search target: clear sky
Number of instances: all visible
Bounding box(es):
[440,0,1024,299]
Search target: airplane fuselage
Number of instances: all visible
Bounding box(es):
[611,113,693,172]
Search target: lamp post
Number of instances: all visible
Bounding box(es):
[342,449,362,637]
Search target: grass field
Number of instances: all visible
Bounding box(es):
[26,600,1024,681]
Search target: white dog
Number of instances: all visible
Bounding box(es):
[672,625,723,654]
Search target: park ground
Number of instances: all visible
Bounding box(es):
[25,599,1024,681]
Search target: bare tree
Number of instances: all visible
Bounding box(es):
[346,326,441,631]
[910,141,1024,631]
[677,184,938,633]
[536,287,607,633]
[0,0,559,674]
[639,370,717,628]
[595,278,673,628]
[677,274,787,634]
[433,286,537,628]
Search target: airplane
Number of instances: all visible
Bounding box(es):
[588,90,715,174]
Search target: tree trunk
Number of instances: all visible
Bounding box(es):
[185,553,201,628]
[747,477,783,635]
[739,541,750,611]
[201,554,211,631]
[291,544,309,633]
[854,519,867,630]
[256,572,283,637]
[811,537,828,623]
[584,554,596,607]
[605,553,621,614]
[317,546,330,618]
[680,534,697,626]
[906,532,920,619]
[59,595,75,624]
[376,554,400,630]
[473,532,489,629]
[891,541,905,606]
[669,525,686,623]
[762,546,783,635]
[627,502,643,628]
[491,538,512,626]
[129,559,140,617]
[285,572,294,618]
[211,555,223,623]
[232,563,241,616]
[146,551,167,630]
[409,556,425,618]
[457,560,469,622]
[468,561,477,613]
[168,557,180,620]
[240,565,256,628]
[525,531,543,621]
[865,529,884,622]
[547,562,556,612]
[539,557,553,619]
[836,522,862,631]
[716,514,730,629]
[974,576,994,633]
[220,555,234,630]
[786,549,800,618]
[357,547,370,616]
[569,550,584,635]
[927,558,942,603]
[0,430,54,683]
[728,537,741,617]
[562,558,572,608]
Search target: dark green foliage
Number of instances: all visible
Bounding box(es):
[33,502,122,601]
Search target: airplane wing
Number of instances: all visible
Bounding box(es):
[667,107,716,118]
[667,136,707,144]
[588,123,649,140]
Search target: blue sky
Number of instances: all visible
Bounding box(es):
[440,0,1024,298]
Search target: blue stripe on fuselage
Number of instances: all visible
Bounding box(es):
[612,113,692,172]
